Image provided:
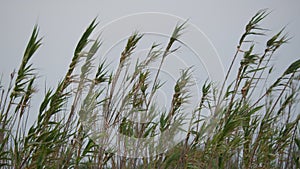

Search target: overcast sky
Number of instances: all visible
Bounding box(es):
[1,1,300,109]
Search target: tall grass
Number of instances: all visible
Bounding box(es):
[0,10,299,168]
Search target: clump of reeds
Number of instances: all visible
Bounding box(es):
[0,9,299,169]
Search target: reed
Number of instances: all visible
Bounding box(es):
[0,10,299,168]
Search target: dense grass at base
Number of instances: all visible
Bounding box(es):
[0,10,300,168]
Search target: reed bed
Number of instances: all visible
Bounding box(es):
[0,10,299,169]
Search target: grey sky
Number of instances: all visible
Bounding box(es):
[1,1,299,101]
